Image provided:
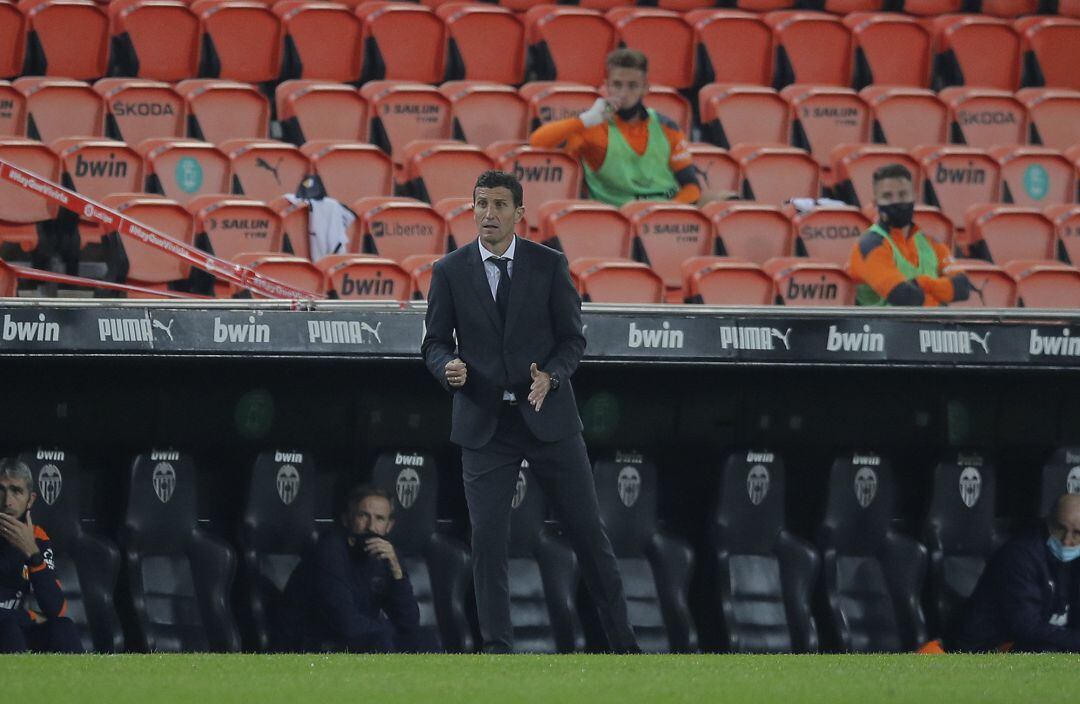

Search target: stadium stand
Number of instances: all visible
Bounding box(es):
[21,0,109,80]
[361,81,452,166]
[350,197,447,261]
[523,6,616,85]
[782,86,870,170]
[622,201,713,301]
[704,201,793,264]
[940,87,1028,149]
[221,139,308,202]
[914,145,1001,233]
[765,11,853,89]
[1047,203,1080,265]
[0,80,25,136]
[731,145,820,206]
[442,81,528,149]
[861,86,949,150]
[1020,88,1080,151]
[402,140,494,205]
[942,259,1017,307]
[17,78,105,145]
[686,10,773,88]
[686,144,739,202]
[301,140,393,205]
[763,257,854,306]
[401,251,440,299]
[317,254,411,300]
[522,82,601,132]
[95,79,186,147]
[100,194,194,289]
[107,0,201,82]
[846,12,932,90]
[536,199,632,264]
[681,256,775,305]
[964,204,1056,265]
[275,1,364,83]
[177,80,270,146]
[355,2,446,84]
[1016,16,1080,92]
[929,14,1020,91]
[439,3,525,85]
[1006,259,1080,308]
[277,81,369,145]
[790,205,871,268]
[0,2,25,81]
[229,253,326,297]
[606,8,694,90]
[192,0,283,84]
[486,142,581,232]
[831,144,922,210]
[991,145,1076,207]
[699,84,789,150]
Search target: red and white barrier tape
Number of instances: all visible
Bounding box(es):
[0,160,323,301]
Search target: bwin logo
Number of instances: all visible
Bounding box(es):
[512,468,528,510]
[628,321,684,349]
[959,467,981,508]
[153,462,176,503]
[746,464,770,506]
[213,316,270,343]
[276,464,300,505]
[3,314,60,342]
[854,467,878,508]
[617,466,641,508]
[396,468,421,509]
[37,464,62,506]
[1067,467,1080,494]
[827,325,884,353]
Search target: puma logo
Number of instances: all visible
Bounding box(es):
[152,318,175,341]
[255,157,284,185]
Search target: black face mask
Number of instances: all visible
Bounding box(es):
[616,102,645,122]
[350,530,380,557]
[879,202,915,229]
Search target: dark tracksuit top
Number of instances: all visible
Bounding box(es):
[949,528,1080,652]
[281,527,419,652]
[0,525,67,626]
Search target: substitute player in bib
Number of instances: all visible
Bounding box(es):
[848,164,971,307]
[528,49,701,207]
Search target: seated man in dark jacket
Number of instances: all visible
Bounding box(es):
[278,485,427,652]
[949,493,1080,652]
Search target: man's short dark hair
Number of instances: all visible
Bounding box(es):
[474,170,523,208]
[346,484,395,515]
[872,163,913,184]
[606,48,648,74]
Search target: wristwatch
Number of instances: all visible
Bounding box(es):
[549,372,560,391]
[26,552,44,568]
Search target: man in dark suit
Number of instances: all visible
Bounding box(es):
[422,170,638,654]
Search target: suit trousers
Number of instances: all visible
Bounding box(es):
[461,401,637,653]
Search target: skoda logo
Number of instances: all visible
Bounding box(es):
[396,468,420,509]
[959,467,981,508]
[617,466,641,508]
[854,467,878,508]
[276,464,300,505]
[37,464,62,506]
[153,462,176,503]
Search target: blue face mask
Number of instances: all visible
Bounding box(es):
[1047,535,1080,562]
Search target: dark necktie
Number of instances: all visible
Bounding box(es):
[490,256,511,323]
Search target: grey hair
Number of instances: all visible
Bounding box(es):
[0,457,34,491]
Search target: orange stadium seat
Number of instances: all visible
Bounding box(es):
[782,86,870,171]
[350,197,447,261]
[928,15,1020,90]
[699,84,789,150]
[991,146,1075,208]
[188,195,284,263]
[221,139,309,202]
[1019,89,1080,151]
[570,257,665,303]
[522,82,601,132]
[845,13,932,89]
[318,254,411,300]
[621,201,714,300]
[441,81,528,149]
[99,194,194,288]
[141,138,231,204]
[939,88,1027,149]
[656,0,715,9]
[681,256,774,305]
[860,86,948,149]
[0,1,26,80]
[606,8,694,90]
[763,256,854,305]
[686,10,772,87]
[15,78,105,144]
[0,81,26,136]
[230,252,326,296]
[765,11,853,89]
[642,87,691,137]
[0,138,60,254]
[979,0,1039,17]
[20,0,109,79]
[1005,259,1080,308]
[487,143,582,230]
[965,204,1056,265]
[403,140,494,205]
[914,145,1001,231]
[1046,204,1080,265]
[535,199,631,263]
[914,204,956,252]
[686,144,740,202]
[300,140,393,205]
[941,260,1016,307]
[831,144,922,210]
[401,252,441,299]
[523,6,616,85]
[277,81,368,145]
[703,201,793,264]
[107,0,200,82]
[355,3,445,84]
[177,80,270,146]
[1016,17,1080,92]
[438,3,525,84]
[54,138,143,246]
[791,205,872,267]
[268,195,311,259]
[1061,0,1080,17]
[275,1,363,82]
[900,0,963,13]
[360,81,452,167]
[732,0,796,11]
[94,79,186,147]
[191,0,283,83]
[731,144,820,205]
[815,0,885,12]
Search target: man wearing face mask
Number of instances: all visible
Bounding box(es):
[276,485,427,652]
[528,48,701,207]
[847,164,971,306]
[947,493,1080,652]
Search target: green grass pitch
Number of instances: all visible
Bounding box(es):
[2,654,1079,704]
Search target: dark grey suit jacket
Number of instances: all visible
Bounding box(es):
[421,237,586,449]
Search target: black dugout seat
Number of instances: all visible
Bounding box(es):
[119,450,240,652]
[1038,446,1080,516]
[817,451,928,652]
[593,452,697,653]
[372,450,472,652]
[237,449,318,652]
[18,448,123,652]
[709,449,819,653]
[922,450,1004,637]
[507,461,583,653]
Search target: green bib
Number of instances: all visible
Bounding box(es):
[856,224,940,307]
[583,109,680,207]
